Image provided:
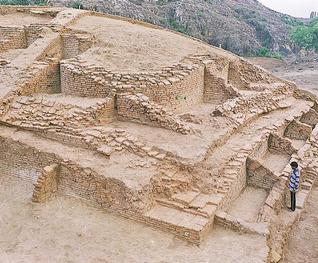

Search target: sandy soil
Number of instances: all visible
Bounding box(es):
[261,151,291,173]
[247,57,318,96]
[68,15,229,73]
[227,186,268,222]
[0,13,52,26]
[282,185,318,263]
[0,174,268,263]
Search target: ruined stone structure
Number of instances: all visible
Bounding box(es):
[1,6,318,262]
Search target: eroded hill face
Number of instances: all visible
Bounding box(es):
[1,6,318,263]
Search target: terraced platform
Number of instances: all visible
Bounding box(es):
[1,5,318,263]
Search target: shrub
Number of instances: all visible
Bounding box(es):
[68,0,84,9]
[282,15,304,26]
[257,47,283,60]
[167,18,188,34]
[291,17,318,51]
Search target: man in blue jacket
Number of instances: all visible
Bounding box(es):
[289,161,300,211]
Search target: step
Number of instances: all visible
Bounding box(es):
[144,204,213,244]
[156,198,185,210]
[157,191,220,219]
[171,190,200,206]
[198,203,217,218]
[301,181,312,191]
[296,191,308,209]
[190,193,224,209]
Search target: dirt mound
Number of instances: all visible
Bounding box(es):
[50,0,300,56]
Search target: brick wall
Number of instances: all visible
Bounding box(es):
[116,93,192,134]
[0,137,57,183]
[60,62,112,97]
[284,120,312,140]
[25,24,48,46]
[0,133,153,214]
[62,33,94,59]
[203,58,238,104]
[268,134,296,155]
[57,162,153,213]
[300,108,318,128]
[258,180,285,222]
[222,160,247,209]
[32,163,60,203]
[141,66,205,110]
[246,157,278,190]
[0,26,27,52]
[3,95,115,132]
[203,71,237,104]
[60,57,205,110]
[213,91,282,125]
[20,60,61,95]
[249,137,269,160]
[228,59,278,90]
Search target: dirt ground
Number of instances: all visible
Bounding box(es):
[0,174,267,263]
[282,184,318,263]
[247,57,318,96]
[68,15,229,73]
[0,13,51,26]
[227,186,267,222]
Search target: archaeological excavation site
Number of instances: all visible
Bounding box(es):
[1,5,318,263]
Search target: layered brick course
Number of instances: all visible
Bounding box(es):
[0,26,27,52]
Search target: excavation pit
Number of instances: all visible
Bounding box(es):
[0,6,318,262]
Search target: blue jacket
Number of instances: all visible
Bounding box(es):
[289,168,300,192]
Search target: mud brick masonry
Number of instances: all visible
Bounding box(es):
[1,5,318,263]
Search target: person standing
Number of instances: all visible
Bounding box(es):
[289,162,300,211]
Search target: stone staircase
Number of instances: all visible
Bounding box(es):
[143,190,224,244]
[297,169,317,209]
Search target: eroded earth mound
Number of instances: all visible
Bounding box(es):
[1,6,318,263]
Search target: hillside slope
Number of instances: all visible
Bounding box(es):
[50,0,302,56]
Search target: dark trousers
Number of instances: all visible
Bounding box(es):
[290,191,296,211]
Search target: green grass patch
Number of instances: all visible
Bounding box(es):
[257,47,283,60]
[167,18,188,34]
[67,0,84,9]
